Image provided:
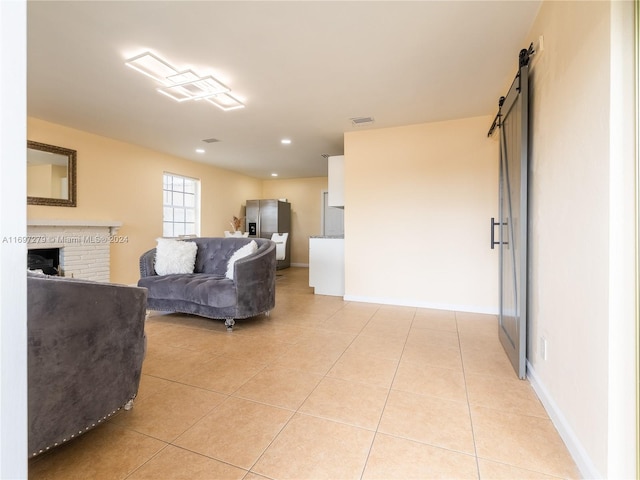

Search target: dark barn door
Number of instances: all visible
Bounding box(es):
[490,48,531,379]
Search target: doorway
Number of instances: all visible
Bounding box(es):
[321,190,344,237]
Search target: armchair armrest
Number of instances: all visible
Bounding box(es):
[28,275,148,456]
[139,248,157,277]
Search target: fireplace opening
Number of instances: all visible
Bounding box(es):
[28,248,61,276]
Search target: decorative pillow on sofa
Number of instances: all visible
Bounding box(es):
[154,238,198,275]
[225,240,258,280]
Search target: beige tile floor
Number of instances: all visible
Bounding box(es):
[29,267,580,480]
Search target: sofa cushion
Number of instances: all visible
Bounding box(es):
[138,273,236,308]
[154,238,197,275]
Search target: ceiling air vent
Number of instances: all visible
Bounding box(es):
[202,138,220,143]
[350,116,375,127]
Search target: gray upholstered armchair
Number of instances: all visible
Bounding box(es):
[137,237,276,330]
[27,273,147,457]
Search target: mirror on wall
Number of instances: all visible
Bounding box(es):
[27,141,77,207]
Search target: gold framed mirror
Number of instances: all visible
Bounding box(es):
[27,140,77,207]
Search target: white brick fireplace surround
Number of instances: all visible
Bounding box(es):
[27,220,122,282]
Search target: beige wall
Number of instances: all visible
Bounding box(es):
[27,117,262,284]
[525,1,637,478]
[344,115,498,312]
[261,177,328,266]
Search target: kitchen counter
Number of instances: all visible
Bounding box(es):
[308,237,344,296]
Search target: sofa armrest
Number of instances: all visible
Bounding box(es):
[234,240,277,317]
[139,248,157,277]
[27,275,148,456]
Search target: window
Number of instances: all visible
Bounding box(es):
[163,173,200,237]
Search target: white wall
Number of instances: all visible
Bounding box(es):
[525,1,637,478]
[0,0,28,477]
[606,2,636,477]
[344,115,498,313]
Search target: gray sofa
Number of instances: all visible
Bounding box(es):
[28,272,147,457]
[138,237,276,330]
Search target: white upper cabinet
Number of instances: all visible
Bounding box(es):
[327,155,344,207]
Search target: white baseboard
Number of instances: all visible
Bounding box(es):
[526,360,601,479]
[289,262,308,268]
[342,294,499,315]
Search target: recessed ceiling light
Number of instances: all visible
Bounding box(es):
[195,148,205,153]
[271,173,278,177]
[281,139,292,145]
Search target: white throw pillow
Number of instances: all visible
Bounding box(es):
[226,240,258,280]
[154,238,198,275]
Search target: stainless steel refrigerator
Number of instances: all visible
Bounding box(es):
[245,199,291,269]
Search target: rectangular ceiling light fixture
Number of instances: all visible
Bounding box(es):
[158,76,230,102]
[125,52,178,83]
[125,51,244,110]
[204,93,245,111]
[166,70,200,84]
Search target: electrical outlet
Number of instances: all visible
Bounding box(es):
[538,35,545,54]
[540,337,547,360]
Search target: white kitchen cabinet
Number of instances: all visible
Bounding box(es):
[309,237,344,296]
[327,155,344,207]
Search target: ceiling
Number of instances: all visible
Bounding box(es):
[27,1,541,179]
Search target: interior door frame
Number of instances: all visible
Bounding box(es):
[635,0,640,470]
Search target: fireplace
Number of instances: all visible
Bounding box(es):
[26,219,122,282]
[28,248,61,276]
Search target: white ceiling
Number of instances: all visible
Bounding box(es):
[27,1,541,179]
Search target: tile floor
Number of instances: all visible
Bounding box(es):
[29,267,580,479]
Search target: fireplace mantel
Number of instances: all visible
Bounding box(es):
[27,219,122,235]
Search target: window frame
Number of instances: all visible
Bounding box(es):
[162,172,201,238]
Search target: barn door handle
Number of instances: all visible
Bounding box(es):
[491,217,508,249]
